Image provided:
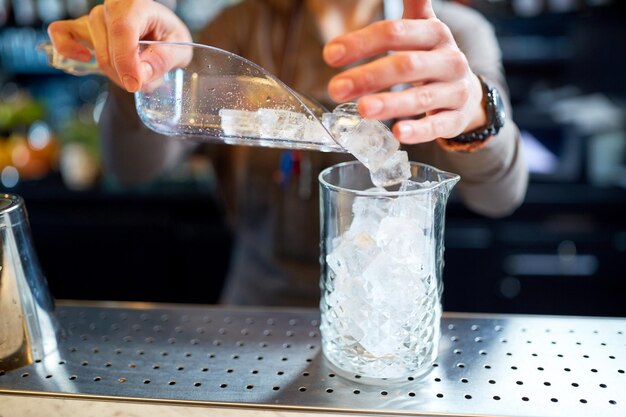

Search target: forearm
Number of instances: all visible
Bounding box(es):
[99,84,192,186]
[431,2,527,217]
[430,120,527,218]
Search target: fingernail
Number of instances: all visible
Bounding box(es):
[324,43,346,64]
[362,97,384,117]
[122,75,139,92]
[141,61,154,82]
[398,124,413,139]
[331,78,353,100]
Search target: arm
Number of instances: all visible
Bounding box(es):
[99,85,192,186]
[426,2,528,217]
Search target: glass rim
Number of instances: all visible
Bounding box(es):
[0,194,23,214]
[318,160,460,196]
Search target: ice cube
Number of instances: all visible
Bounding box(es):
[357,311,403,357]
[357,253,431,356]
[348,194,392,237]
[364,254,431,312]
[391,179,436,231]
[338,120,399,172]
[391,198,433,234]
[391,192,432,219]
[333,102,359,115]
[399,179,437,192]
[303,118,335,145]
[352,192,392,217]
[257,109,307,141]
[334,272,373,308]
[323,103,400,172]
[326,232,380,278]
[322,112,360,139]
[219,109,259,138]
[370,151,411,188]
[376,216,430,267]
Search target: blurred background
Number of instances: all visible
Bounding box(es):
[0,0,624,316]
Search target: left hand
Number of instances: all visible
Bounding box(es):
[323,0,486,144]
[48,0,192,92]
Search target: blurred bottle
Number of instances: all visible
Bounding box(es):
[178,0,231,30]
[6,128,59,181]
[65,0,89,18]
[11,0,36,26]
[588,131,626,187]
[57,112,100,191]
[0,0,9,26]
[586,0,611,6]
[512,0,544,16]
[0,89,45,131]
[59,142,99,190]
[547,0,577,13]
[37,0,65,23]
[156,0,176,10]
[0,88,60,187]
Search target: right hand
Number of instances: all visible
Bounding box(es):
[323,0,486,145]
[48,0,192,92]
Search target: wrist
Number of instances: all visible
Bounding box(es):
[439,76,506,153]
[463,73,487,133]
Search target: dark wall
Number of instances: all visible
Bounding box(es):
[22,186,233,304]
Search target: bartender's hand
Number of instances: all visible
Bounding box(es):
[323,0,486,144]
[47,0,192,92]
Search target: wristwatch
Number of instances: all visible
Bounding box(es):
[448,76,506,146]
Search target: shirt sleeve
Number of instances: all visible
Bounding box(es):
[413,2,528,218]
[99,83,194,186]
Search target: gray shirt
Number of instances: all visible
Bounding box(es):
[99,0,527,307]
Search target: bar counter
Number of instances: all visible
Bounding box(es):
[1,300,624,416]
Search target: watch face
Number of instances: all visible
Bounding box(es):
[492,87,506,130]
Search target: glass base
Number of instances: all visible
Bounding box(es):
[322,344,436,386]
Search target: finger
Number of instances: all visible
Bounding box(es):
[328,49,467,101]
[103,0,146,92]
[402,0,435,20]
[87,6,121,84]
[47,17,93,62]
[138,1,192,83]
[103,0,193,92]
[323,19,448,67]
[393,110,465,144]
[358,81,469,120]
[137,42,193,86]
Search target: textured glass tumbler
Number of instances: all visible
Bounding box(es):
[319,161,459,384]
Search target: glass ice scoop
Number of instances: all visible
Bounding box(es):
[39,40,344,152]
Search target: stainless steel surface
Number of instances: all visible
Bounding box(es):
[0,194,60,371]
[0,302,624,417]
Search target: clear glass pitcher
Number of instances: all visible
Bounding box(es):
[318,161,459,384]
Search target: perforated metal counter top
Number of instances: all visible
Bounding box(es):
[1,301,624,417]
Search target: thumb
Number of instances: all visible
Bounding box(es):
[402,0,436,19]
[138,42,193,85]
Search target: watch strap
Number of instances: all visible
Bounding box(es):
[437,135,492,153]
[441,76,499,152]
